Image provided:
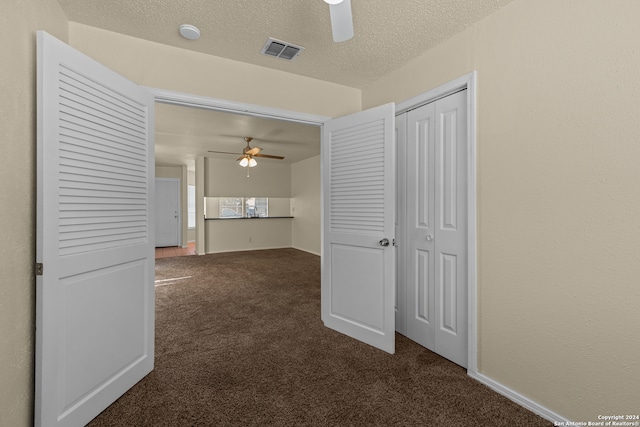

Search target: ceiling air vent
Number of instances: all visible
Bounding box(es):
[260,38,304,61]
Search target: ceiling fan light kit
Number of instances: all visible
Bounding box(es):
[208,136,285,177]
[238,156,258,168]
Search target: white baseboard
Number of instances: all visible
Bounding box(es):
[205,245,291,255]
[291,246,321,257]
[467,371,569,424]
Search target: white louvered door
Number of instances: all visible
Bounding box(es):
[36,31,155,427]
[321,103,396,354]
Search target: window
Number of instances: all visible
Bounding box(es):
[219,197,268,218]
[219,197,243,218]
[246,197,268,218]
[187,185,196,228]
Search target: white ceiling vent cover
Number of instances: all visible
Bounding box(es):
[260,38,304,61]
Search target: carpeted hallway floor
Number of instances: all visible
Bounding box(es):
[88,248,552,427]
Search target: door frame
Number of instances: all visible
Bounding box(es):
[144,71,478,374]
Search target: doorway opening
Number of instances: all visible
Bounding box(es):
[147,71,478,371]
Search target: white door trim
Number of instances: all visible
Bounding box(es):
[144,73,478,373]
[397,72,478,374]
[145,87,331,126]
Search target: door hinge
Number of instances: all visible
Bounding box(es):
[35,263,43,276]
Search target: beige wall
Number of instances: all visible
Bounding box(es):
[204,197,291,253]
[68,23,361,118]
[363,0,640,421]
[156,165,189,247]
[203,158,293,252]
[205,219,292,253]
[8,0,638,424]
[206,158,292,198]
[0,1,68,426]
[291,155,321,255]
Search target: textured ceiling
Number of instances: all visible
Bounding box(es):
[58,0,514,89]
[58,0,515,170]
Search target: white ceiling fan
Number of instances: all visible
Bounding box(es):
[324,0,354,42]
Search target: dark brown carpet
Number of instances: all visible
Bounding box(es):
[88,248,551,427]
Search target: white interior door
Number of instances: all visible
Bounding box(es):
[155,178,180,247]
[321,103,396,354]
[403,90,468,367]
[36,31,155,427]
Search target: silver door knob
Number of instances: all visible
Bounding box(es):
[379,238,390,247]
[426,234,433,241]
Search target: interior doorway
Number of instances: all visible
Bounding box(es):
[148,71,478,370]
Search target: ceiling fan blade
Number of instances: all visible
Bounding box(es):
[236,155,247,161]
[208,150,242,155]
[254,153,285,160]
[245,146,262,156]
[328,0,354,42]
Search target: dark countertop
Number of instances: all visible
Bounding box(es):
[205,216,294,220]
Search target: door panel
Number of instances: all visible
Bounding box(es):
[416,249,431,322]
[406,102,436,348]
[434,90,467,367]
[62,257,147,407]
[439,252,458,332]
[322,103,396,354]
[36,31,155,427]
[330,244,386,331]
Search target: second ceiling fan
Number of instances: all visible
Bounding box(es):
[208,136,285,168]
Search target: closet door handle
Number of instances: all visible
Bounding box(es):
[379,238,390,247]
[426,234,433,242]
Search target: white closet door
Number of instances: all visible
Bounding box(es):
[403,90,467,367]
[433,90,467,367]
[36,31,155,426]
[322,103,396,354]
[406,101,437,349]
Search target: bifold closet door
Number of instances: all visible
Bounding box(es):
[403,90,468,368]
